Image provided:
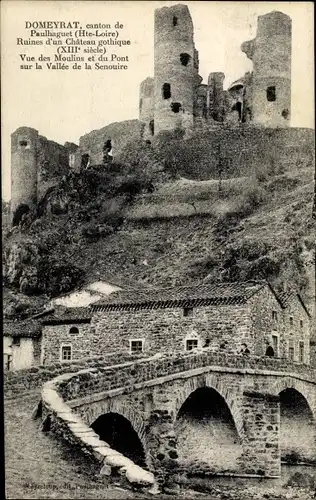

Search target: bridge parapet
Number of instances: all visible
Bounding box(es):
[55,351,316,403]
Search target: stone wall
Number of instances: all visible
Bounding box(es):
[75,119,143,168]
[152,126,314,180]
[90,304,251,357]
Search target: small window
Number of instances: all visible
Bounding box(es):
[289,316,293,326]
[61,345,72,361]
[69,327,79,334]
[289,346,294,360]
[300,320,303,329]
[149,119,154,136]
[173,16,178,26]
[186,339,198,351]
[299,342,304,363]
[282,108,289,119]
[272,310,278,321]
[5,354,13,371]
[171,102,181,113]
[19,140,28,147]
[130,339,144,354]
[12,337,20,346]
[180,53,191,66]
[183,307,193,317]
[265,345,274,357]
[139,98,143,111]
[162,83,171,99]
[267,86,276,102]
[272,335,279,357]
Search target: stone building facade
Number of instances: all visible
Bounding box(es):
[40,281,311,366]
[139,6,292,136]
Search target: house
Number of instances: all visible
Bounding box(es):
[3,320,41,370]
[40,280,312,365]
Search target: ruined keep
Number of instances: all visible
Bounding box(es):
[139,5,293,136]
[10,127,78,225]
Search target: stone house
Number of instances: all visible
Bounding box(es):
[3,320,41,371]
[40,281,312,365]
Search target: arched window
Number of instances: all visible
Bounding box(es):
[180,53,190,66]
[69,326,79,334]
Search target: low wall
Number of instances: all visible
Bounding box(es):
[40,372,155,490]
[4,351,146,399]
[56,351,316,403]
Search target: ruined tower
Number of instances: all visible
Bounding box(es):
[11,127,38,224]
[241,11,292,127]
[208,72,226,122]
[139,77,155,139]
[154,4,197,134]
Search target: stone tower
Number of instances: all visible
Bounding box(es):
[11,127,39,224]
[154,4,197,134]
[139,77,155,139]
[208,72,226,122]
[241,11,292,127]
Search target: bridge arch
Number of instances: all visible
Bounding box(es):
[80,398,149,462]
[272,377,316,420]
[172,374,244,438]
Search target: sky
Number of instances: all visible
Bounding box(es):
[1,1,314,200]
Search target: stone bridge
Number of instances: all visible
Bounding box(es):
[40,351,316,492]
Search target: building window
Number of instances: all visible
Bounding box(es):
[180,53,190,66]
[272,335,279,357]
[300,319,303,329]
[272,310,278,321]
[69,327,79,334]
[61,345,72,361]
[162,83,171,99]
[289,346,294,360]
[69,153,75,169]
[183,307,193,317]
[149,119,154,136]
[299,342,304,363]
[186,339,198,351]
[289,316,293,326]
[130,339,144,354]
[173,16,178,26]
[265,345,275,357]
[12,337,20,346]
[171,102,182,113]
[266,86,276,102]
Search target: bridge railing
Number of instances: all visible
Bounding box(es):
[55,351,316,402]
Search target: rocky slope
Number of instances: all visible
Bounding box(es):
[3,130,315,323]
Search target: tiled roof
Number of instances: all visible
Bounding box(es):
[3,320,41,338]
[41,306,92,325]
[278,291,311,317]
[92,281,267,311]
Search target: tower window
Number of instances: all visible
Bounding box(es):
[282,108,289,119]
[19,140,28,147]
[171,102,181,113]
[130,339,144,354]
[162,83,171,99]
[139,98,143,111]
[180,53,191,66]
[69,326,79,334]
[299,341,304,363]
[266,86,276,102]
[149,119,154,136]
[173,16,178,26]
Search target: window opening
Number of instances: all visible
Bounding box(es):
[289,316,293,326]
[272,335,279,357]
[183,307,193,317]
[130,339,144,354]
[171,102,181,113]
[186,339,198,351]
[69,327,79,334]
[180,53,190,66]
[61,345,72,361]
[289,346,294,360]
[12,337,21,346]
[173,16,178,26]
[272,310,278,321]
[299,342,304,363]
[149,119,154,136]
[266,86,276,102]
[265,345,274,357]
[162,83,171,99]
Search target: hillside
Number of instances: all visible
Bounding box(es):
[3,128,315,321]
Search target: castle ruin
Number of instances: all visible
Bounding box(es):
[139,5,292,138]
